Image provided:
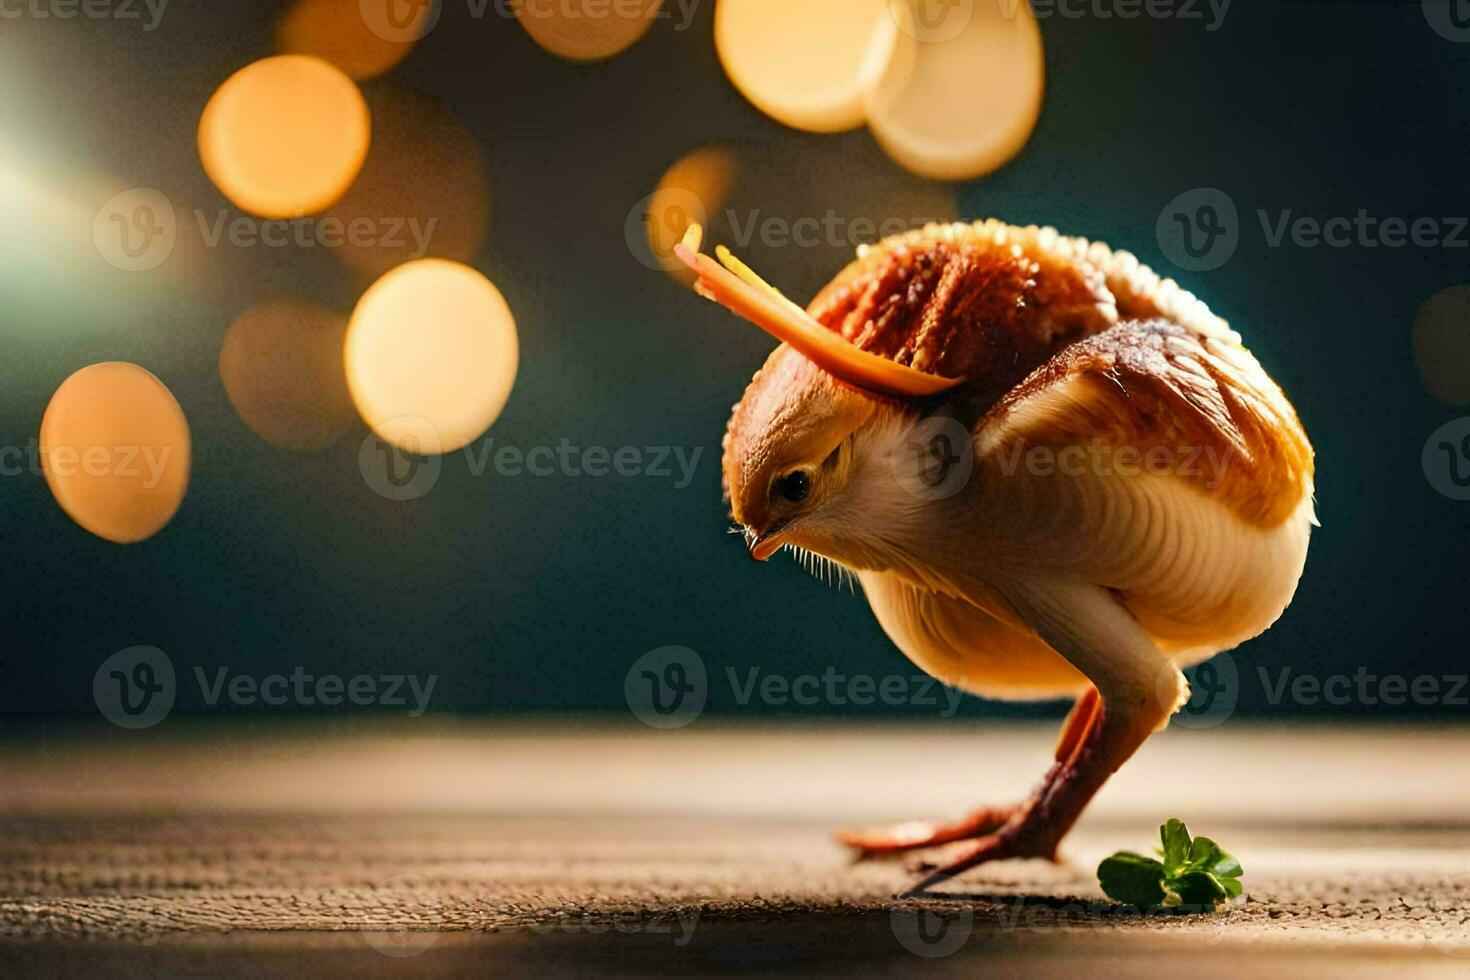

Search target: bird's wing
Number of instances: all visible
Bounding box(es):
[807,221,1238,405]
[963,319,1315,659]
[974,319,1314,531]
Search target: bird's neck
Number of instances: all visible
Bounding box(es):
[810,411,1005,598]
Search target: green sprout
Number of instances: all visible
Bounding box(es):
[1097,818,1244,912]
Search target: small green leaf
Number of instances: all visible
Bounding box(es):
[1169,870,1229,909]
[1099,820,1246,914]
[1160,818,1192,874]
[1186,835,1223,872]
[1098,852,1167,908]
[1211,852,1243,879]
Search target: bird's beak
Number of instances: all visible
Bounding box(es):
[747,532,784,562]
[743,521,790,562]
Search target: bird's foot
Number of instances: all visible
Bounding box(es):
[899,819,1060,897]
[835,804,1018,859]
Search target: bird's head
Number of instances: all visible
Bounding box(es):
[673,226,962,567]
[722,344,889,562]
[676,221,1121,570]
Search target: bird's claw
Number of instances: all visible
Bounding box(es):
[835,804,1018,860]
[899,828,1060,897]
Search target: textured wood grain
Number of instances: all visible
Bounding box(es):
[1,721,1468,974]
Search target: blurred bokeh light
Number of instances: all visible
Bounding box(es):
[701,137,959,300]
[516,0,663,62]
[198,55,371,219]
[274,0,428,80]
[219,299,356,453]
[345,259,519,454]
[6,0,1456,729]
[1412,285,1470,407]
[39,362,191,544]
[714,0,888,133]
[862,0,1044,180]
[646,145,740,281]
[325,84,490,280]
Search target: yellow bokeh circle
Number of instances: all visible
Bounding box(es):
[220,299,356,453]
[642,146,739,277]
[516,0,663,62]
[861,0,1044,180]
[40,362,191,544]
[275,0,437,80]
[345,259,519,454]
[714,0,890,133]
[199,55,371,219]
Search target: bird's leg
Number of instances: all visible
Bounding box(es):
[1052,686,1101,767]
[904,582,1182,895]
[904,691,1159,890]
[835,688,1098,858]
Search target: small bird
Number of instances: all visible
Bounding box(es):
[675,220,1314,894]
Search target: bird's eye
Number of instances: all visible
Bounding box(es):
[777,470,812,503]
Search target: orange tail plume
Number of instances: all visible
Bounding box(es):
[673,225,962,399]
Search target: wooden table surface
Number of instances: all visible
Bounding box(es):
[2,718,1468,977]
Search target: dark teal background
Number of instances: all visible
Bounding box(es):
[3,1,1467,718]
